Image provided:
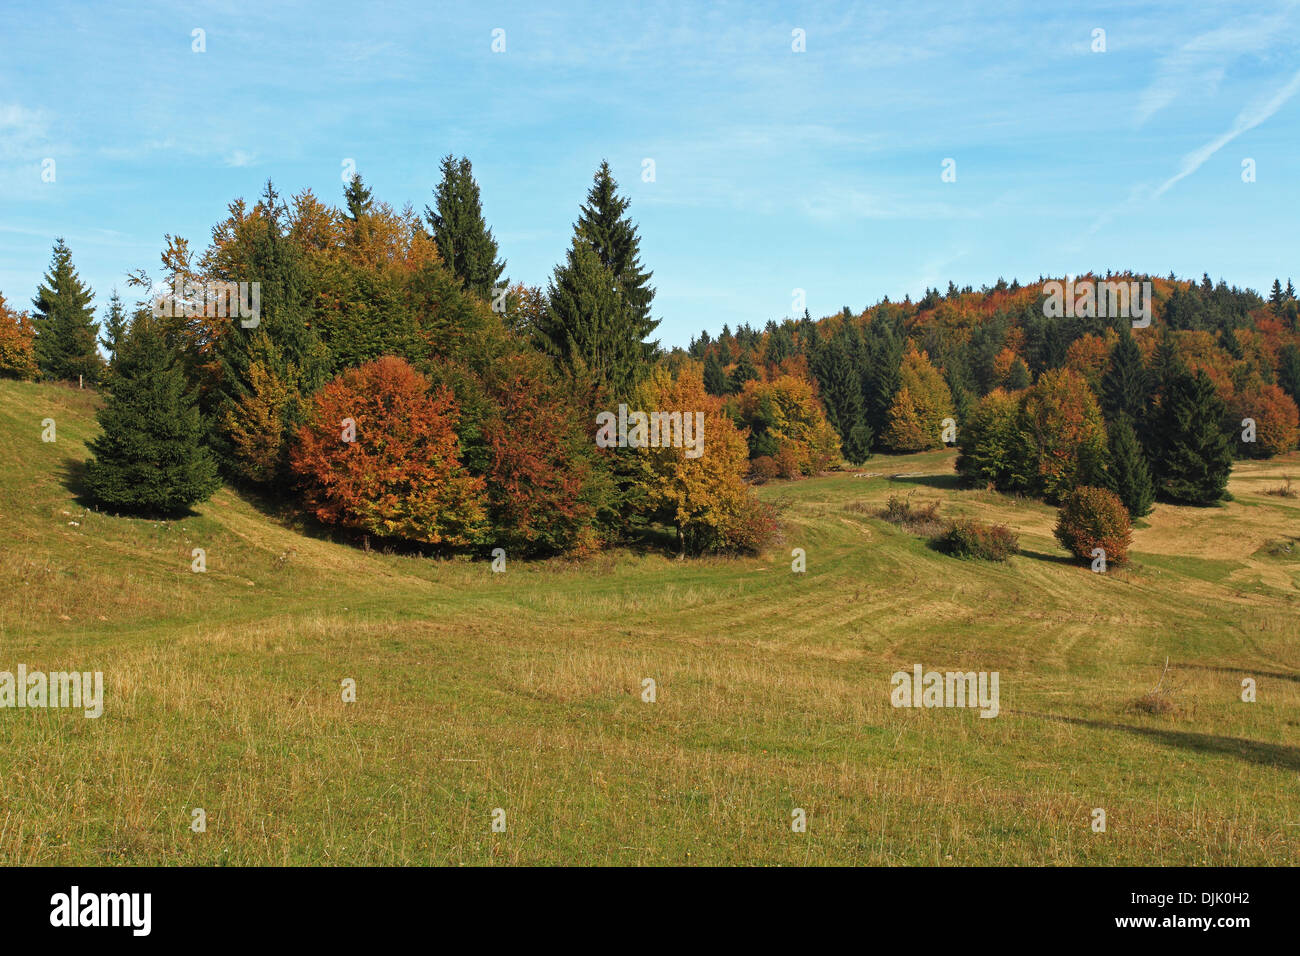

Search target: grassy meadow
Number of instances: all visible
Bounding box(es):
[1,377,1297,865]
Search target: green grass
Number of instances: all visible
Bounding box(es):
[1,378,1298,865]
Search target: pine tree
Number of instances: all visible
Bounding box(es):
[1006,357,1031,390]
[214,180,328,480]
[538,240,641,397]
[1269,278,1285,313]
[571,161,657,345]
[343,173,374,223]
[703,351,727,396]
[728,352,759,393]
[536,163,659,398]
[85,315,220,513]
[1151,369,1233,505]
[861,314,903,442]
[425,155,506,301]
[32,238,101,383]
[1104,417,1154,517]
[99,290,129,367]
[813,327,870,463]
[1100,329,1151,425]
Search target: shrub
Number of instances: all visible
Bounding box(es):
[932,518,1019,561]
[878,493,944,536]
[749,455,781,483]
[0,293,39,381]
[1054,485,1132,565]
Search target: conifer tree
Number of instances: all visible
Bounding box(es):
[1104,416,1155,517]
[703,351,727,396]
[536,163,659,398]
[32,238,101,383]
[1100,329,1151,425]
[425,155,506,300]
[728,351,759,394]
[99,290,129,367]
[861,314,904,442]
[1151,369,1233,505]
[343,173,374,223]
[813,327,871,463]
[85,315,220,513]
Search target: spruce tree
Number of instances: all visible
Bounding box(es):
[214,180,327,478]
[1100,329,1151,424]
[1104,417,1154,517]
[728,352,759,394]
[1151,369,1233,505]
[32,238,101,383]
[571,161,657,344]
[99,290,129,367]
[813,328,871,464]
[703,351,727,396]
[538,241,642,396]
[425,155,506,300]
[537,163,659,398]
[861,314,903,441]
[85,315,220,513]
[343,173,374,223]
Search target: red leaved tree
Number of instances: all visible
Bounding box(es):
[290,356,487,547]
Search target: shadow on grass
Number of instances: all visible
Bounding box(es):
[887,473,963,491]
[1179,663,1300,685]
[1017,548,1077,566]
[1012,709,1300,772]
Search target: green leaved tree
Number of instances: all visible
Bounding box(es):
[32,238,101,383]
[425,155,506,301]
[85,315,220,513]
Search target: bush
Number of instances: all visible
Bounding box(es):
[749,455,781,483]
[878,493,944,536]
[1054,485,1132,565]
[931,518,1019,561]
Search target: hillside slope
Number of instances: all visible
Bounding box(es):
[1,379,1297,864]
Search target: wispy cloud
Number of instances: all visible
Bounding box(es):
[1154,67,1300,197]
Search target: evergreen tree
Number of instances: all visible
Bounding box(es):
[1277,344,1300,405]
[99,290,130,367]
[538,241,643,397]
[425,155,506,300]
[861,313,904,442]
[728,351,759,393]
[813,327,871,463]
[1269,278,1285,313]
[1151,369,1233,505]
[1100,329,1151,425]
[1006,357,1031,390]
[343,173,374,223]
[32,238,101,383]
[214,180,328,479]
[1104,417,1154,517]
[703,350,727,396]
[85,315,220,513]
[571,161,657,344]
[536,163,658,398]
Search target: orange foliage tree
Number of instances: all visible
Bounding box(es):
[0,292,39,380]
[1231,384,1300,458]
[290,356,487,546]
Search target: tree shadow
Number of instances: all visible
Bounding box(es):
[58,457,94,508]
[886,473,963,491]
[1017,548,1077,566]
[1011,709,1300,772]
[1178,663,1300,685]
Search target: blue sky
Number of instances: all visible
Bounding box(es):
[2,0,1298,347]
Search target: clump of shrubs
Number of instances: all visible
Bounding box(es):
[878,493,944,536]
[1054,485,1132,566]
[931,518,1019,561]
